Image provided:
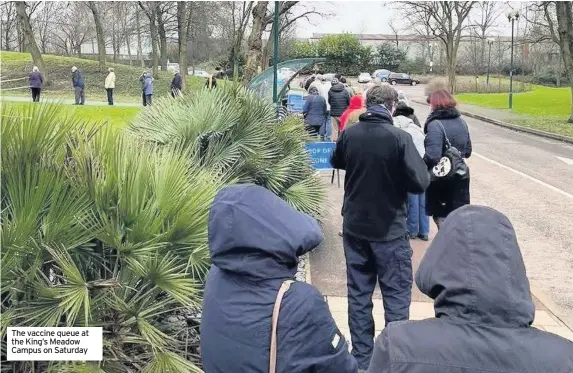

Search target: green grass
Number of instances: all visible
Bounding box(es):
[0,51,205,102]
[1,101,140,128]
[456,86,573,137]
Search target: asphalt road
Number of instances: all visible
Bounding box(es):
[309,83,573,326]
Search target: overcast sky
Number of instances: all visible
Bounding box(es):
[294,1,527,38]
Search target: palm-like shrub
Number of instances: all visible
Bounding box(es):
[1,104,221,372]
[128,84,325,217]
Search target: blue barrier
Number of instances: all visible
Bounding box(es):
[305,142,336,170]
[287,93,305,113]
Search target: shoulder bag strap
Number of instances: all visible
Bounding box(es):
[269,280,295,373]
[435,120,452,148]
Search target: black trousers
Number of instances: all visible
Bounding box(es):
[106,88,114,105]
[31,88,41,102]
[143,94,152,106]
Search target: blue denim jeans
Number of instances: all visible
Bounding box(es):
[319,115,332,141]
[407,193,430,236]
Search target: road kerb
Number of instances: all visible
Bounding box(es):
[411,99,573,145]
[530,284,573,331]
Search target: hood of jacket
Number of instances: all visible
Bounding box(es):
[359,104,394,125]
[330,83,345,93]
[348,95,364,110]
[416,205,535,327]
[424,107,460,132]
[392,115,417,131]
[208,184,322,280]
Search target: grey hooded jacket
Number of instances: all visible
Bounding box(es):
[367,205,573,373]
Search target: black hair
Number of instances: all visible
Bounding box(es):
[340,77,347,84]
[335,73,342,79]
[393,101,415,117]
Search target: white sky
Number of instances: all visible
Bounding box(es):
[294,1,528,38]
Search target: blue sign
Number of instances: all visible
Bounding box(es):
[305,142,336,170]
[287,93,305,113]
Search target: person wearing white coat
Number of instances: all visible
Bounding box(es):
[104,67,116,105]
[393,101,430,241]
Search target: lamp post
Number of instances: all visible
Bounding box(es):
[272,1,279,106]
[486,38,495,89]
[505,8,520,109]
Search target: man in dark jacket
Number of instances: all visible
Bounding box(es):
[201,184,358,373]
[330,85,430,371]
[328,78,351,141]
[71,66,85,105]
[171,71,182,97]
[368,205,573,373]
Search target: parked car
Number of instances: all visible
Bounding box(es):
[372,69,392,81]
[387,72,420,86]
[190,70,209,77]
[358,72,372,83]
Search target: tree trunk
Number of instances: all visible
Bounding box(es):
[243,1,269,83]
[139,2,159,78]
[112,23,118,63]
[177,1,188,89]
[262,22,274,71]
[157,10,167,71]
[87,1,106,72]
[135,6,145,68]
[16,1,48,84]
[555,1,573,123]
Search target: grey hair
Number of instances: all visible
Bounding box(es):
[32,66,39,72]
[366,85,399,109]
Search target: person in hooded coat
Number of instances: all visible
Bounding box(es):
[171,71,182,97]
[28,66,43,102]
[303,86,328,137]
[340,95,365,132]
[328,77,351,141]
[367,205,573,373]
[104,67,116,105]
[142,73,153,106]
[200,184,358,373]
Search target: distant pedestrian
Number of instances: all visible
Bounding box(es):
[330,85,430,371]
[139,71,147,106]
[104,67,116,105]
[318,75,332,141]
[340,77,355,96]
[205,74,217,89]
[339,95,365,132]
[367,205,573,373]
[71,66,85,105]
[171,71,182,97]
[395,93,421,127]
[28,66,43,102]
[423,90,472,229]
[304,74,316,91]
[143,72,153,106]
[393,101,429,241]
[303,86,328,137]
[328,78,351,141]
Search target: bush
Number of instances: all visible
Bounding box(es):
[1,86,325,372]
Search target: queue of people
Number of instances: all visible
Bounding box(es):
[200,83,573,372]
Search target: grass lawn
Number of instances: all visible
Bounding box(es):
[456,86,573,137]
[0,51,205,102]
[2,101,140,128]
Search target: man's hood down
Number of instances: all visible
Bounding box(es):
[208,184,323,279]
[416,205,535,327]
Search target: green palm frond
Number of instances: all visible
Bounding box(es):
[143,351,203,373]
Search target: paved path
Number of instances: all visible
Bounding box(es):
[0,95,140,107]
[309,84,573,341]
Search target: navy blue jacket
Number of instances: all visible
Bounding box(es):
[72,70,84,88]
[303,94,327,127]
[368,205,573,373]
[423,108,472,168]
[29,71,43,89]
[200,184,357,373]
[171,73,182,90]
[328,83,351,117]
[143,76,153,95]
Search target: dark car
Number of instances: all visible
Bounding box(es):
[388,73,420,86]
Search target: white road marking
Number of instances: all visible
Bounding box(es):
[556,156,573,166]
[473,152,573,201]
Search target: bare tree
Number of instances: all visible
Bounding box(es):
[402,1,477,92]
[15,1,48,83]
[545,1,573,122]
[135,4,145,68]
[1,2,18,50]
[469,2,501,69]
[86,1,106,71]
[139,1,160,78]
[243,1,298,83]
[177,1,194,89]
[229,1,254,79]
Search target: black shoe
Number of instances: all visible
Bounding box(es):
[408,232,417,240]
[79,103,84,105]
[418,233,429,241]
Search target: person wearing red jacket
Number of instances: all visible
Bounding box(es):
[340,95,365,132]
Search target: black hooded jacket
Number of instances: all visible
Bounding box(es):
[328,83,351,117]
[367,205,573,373]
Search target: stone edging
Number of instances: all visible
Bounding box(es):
[411,99,573,145]
[530,284,573,331]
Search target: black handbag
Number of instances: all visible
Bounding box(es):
[430,120,469,181]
